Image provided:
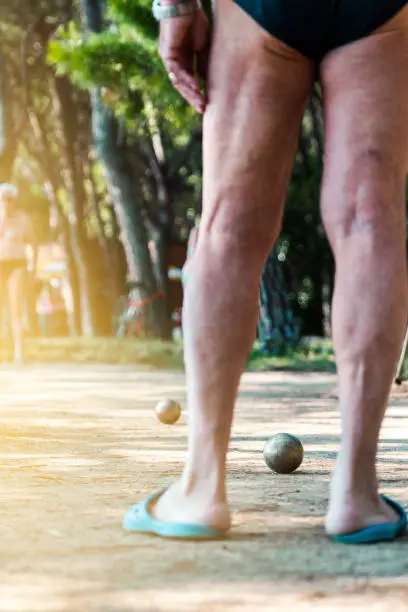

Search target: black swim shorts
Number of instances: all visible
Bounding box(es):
[233,0,408,60]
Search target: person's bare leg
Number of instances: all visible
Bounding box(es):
[8,266,27,364]
[153,0,313,527]
[320,7,408,535]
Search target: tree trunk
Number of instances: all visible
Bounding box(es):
[258,249,301,355]
[87,164,122,300]
[0,51,21,180]
[110,204,127,291]
[50,75,99,336]
[322,259,334,339]
[80,0,169,338]
[151,227,168,292]
[53,205,82,336]
[93,109,168,336]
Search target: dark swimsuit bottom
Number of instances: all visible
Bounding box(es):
[233,0,407,60]
[0,259,26,281]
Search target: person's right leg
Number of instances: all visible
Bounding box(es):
[152,0,314,527]
[320,6,408,536]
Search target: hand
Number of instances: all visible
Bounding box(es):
[159,11,211,113]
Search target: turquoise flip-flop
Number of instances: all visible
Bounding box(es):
[331,495,407,544]
[123,489,228,540]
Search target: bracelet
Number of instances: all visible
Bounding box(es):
[152,0,201,20]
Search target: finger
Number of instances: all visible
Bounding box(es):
[176,83,206,113]
[165,64,206,112]
[171,75,204,108]
[165,59,201,93]
[167,68,202,101]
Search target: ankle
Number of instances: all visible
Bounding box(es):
[332,450,378,496]
[181,467,227,503]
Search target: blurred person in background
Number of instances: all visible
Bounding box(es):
[0,184,36,364]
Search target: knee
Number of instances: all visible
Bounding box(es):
[198,189,280,266]
[321,148,404,248]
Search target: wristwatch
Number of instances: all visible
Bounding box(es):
[152,0,201,20]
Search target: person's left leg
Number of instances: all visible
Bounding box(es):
[7,265,27,364]
[320,5,408,536]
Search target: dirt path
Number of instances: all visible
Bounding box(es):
[1,364,408,611]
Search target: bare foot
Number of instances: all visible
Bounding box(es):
[326,460,399,535]
[151,480,231,531]
[326,493,399,535]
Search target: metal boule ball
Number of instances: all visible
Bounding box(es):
[263,433,304,474]
[155,399,181,425]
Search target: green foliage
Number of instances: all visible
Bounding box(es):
[247,338,336,373]
[109,0,158,39]
[48,0,199,132]
[49,28,155,89]
[47,0,203,248]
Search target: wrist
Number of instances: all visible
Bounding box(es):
[153,0,201,18]
[160,0,200,5]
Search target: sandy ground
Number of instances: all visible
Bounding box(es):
[1,364,408,612]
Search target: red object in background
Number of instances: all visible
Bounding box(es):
[172,307,182,329]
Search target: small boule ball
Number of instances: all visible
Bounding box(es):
[263,433,304,474]
[155,399,181,425]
